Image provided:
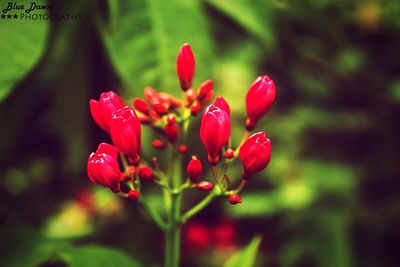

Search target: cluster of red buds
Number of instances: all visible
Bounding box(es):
[87,43,276,208]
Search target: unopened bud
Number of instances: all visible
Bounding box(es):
[152,139,167,150]
[152,102,169,116]
[190,104,201,116]
[144,87,159,103]
[224,149,235,159]
[164,123,179,143]
[128,190,140,201]
[197,80,214,103]
[228,194,242,205]
[167,114,176,124]
[245,118,255,131]
[133,98,150,114]
[186,156,202,183]
[177,43,195,91]
[195,181,214,191]
[138,166,153,181]
[178,145,188,154]
[186,88,196,107]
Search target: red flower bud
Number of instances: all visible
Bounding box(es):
[152,101,169,116]
[133,98,150,115]
[164,122,179,143]
[228,194,242,205]
[138,166,154,181]
[87,143,121,192]
[144,87,159,103]
[239,132,271,180]
[200,102,231,165]
[159,93,182,110]
[187,156,202,183]
[149,109,161,121]
[110,106,141,164]
[246,76,276,128]
[195,181,214,191]
[196,80,214,104]
[214,96,230,116]
[224,149,235,159]
[167,114,176,124]
[177,43,195,91]
[137,114,152,125]
[178,145,188,154]
[128,189,140,201]
[190,104,202,116]
[152,139,167,150]
[89,91,125,133]
[186,88,196,107]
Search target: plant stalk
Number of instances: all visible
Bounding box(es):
[165,151,182,267]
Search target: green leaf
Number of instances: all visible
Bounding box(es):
[59,245,142,267]
[223,236,262,267]
[0,227,62,267]
[102,0,214,95]
[206,0,275,47]
[0,1,48,102]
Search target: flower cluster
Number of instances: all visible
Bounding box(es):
[86,43,275,207]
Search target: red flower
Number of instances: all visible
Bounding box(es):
[212,220,237,249]
[246,75,276,130]
[177,43,195,91]
[187,156,202,183]
[228,194,242,205]
[110,106,141,164]
[200,99,231,164]
[89,91,125,133]
[184,222,210,250]
[239,132,271,180]
[87,143,121,192]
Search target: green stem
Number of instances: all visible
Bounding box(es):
[165,151,182,267]
[165,103,192,267]
[139,197,167,230]
[181,189,217,224]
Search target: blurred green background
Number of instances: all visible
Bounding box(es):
[1,0,400,266]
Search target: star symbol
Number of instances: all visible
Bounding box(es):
[13,14,18,19]
[7,14,11,19]
[1,14,5,19]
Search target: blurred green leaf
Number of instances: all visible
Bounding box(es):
[0,1,48,102]
[206,0,275,47]
[0,227,140,267]
[102,0,214,94]
[0,227,63,267]
[389,81,400,103]
[228,160,355,218]
[59,245,141,267]
[335,48,365,74]
[214,40,261,115]
[292,69,331,98]
[228,183,315,218]
[223,235,262,267]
